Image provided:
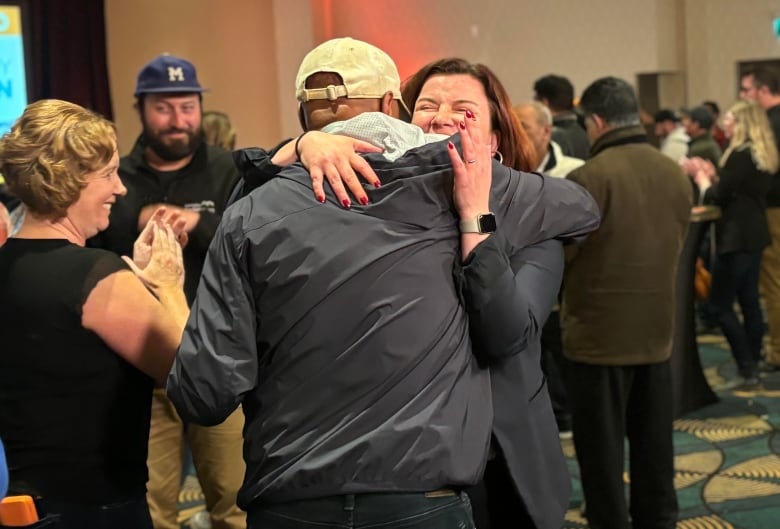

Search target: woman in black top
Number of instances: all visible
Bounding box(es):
[693,100,780,384]
[0,100,189,529]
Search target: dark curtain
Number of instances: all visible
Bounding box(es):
[28,0,112,119]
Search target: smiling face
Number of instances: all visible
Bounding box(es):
[66,149,125,239]
[411,74,498,153]
[140,93,203,162]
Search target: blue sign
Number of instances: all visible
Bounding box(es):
[0,6,27,136]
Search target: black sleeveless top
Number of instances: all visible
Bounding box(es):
[0,239,154,504]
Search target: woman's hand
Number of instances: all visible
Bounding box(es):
[123,222,185,291]
[690,159,717,189]
[295,131,384,207]
[446,110,493,260]
[132,207,188,270]
[701,159,718,182]
[447,110,493,221]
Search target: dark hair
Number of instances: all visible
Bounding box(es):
[654,109,679,124]
[743,65,780,96]
[579,77,640,128]
[684,106,714,130]
[533,75,575,112]
[402,58,535,172]
[701,100,720,116]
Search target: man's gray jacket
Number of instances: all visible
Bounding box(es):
[167,137,599,511]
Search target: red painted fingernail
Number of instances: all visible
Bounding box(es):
[465,109,474,119]
[374,181,382,188]
[316,194,325,203]
[359,196,369,206]
[342,199,351,208]
[459,121,466,129]
[448,141,455,149]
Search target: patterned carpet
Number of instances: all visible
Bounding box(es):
[562,335,780,529]
[176,334,780,529]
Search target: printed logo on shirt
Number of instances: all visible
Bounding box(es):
[184,200,216,214]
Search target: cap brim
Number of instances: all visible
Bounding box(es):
[134,87,209,96]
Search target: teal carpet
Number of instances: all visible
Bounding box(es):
[562,335,780,529]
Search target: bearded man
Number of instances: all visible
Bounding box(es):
[89,54,244,529]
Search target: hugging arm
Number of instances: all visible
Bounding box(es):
[167,218,260,425]
[229,142,291,205]
[229,132,383,207]
[496,168,601,249]
[456,235,564,362]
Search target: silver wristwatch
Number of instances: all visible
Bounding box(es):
[459,213,497,234]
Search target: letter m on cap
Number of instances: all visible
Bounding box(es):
[168,66,185,82]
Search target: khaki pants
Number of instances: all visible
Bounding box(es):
[761,208,780,365]
[147,389,246,529]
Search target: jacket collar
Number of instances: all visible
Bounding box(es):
[539,142,558,173]
[590,125,648,157]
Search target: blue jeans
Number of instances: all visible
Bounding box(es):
[709,251,765,377]
[0,496,152,529]
[247,491,474,529]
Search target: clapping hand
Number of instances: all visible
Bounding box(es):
[131,207,188,270]
[123,221,185,291]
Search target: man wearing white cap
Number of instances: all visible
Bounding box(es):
[169,38,598,529]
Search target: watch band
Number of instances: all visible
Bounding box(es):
[459,217,482,233]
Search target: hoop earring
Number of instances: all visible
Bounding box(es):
[493,150,503,164]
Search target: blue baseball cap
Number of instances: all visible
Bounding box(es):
[134,54,208,97]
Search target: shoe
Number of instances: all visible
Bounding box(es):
[189,511,212,529]
[695,321,721,335]
[735,376,761,391]
[759,360,780,373]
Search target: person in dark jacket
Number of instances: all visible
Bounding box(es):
[232,43,593,529]
[691,100,779,384]
[533,74,590,160]
[168,38,599,529]
[88,54,244,529]
[739,65,780,370]
[563,77,692,529]
[683,106,722,167]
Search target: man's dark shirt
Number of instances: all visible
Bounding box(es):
[89,138,238,301]
[766,104,780,207]
[553,112,590,160]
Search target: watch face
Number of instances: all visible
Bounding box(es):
[479,214,497,233]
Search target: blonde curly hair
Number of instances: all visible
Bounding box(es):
[0,99,117,219]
